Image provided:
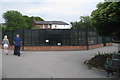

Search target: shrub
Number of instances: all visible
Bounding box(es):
[87,51,118,69]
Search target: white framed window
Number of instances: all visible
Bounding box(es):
[48,24,50,28]
[55,25,57,28]
[43,25,45,29]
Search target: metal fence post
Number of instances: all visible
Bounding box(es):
[86,28,89,50]
[12,30,14,45]
[22,29,24,51]
[102,37,106,47]
[77,29,79,46]
[96,35,98,44]
[31,29,32,46]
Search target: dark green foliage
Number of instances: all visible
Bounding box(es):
[3,10,44,30]
[30,16,44,21]
[71,16,92,29]
[91,2,120,39]
[87,51,118,69]
[23,16,44,29]
[3,10,29,30]
[22,15,32,29]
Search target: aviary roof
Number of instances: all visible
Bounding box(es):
[35,21,69,25]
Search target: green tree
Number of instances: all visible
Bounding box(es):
[23,16,44,29]
[91,2,120,39]
[22,15,32,29]
[3,10,29,30]
[30,16,44,21]
[71,16,92,29]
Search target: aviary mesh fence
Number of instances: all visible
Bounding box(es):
[2,28,111,46]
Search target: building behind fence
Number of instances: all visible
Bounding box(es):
[2,28,111,50]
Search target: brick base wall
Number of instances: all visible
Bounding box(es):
[106,43,112,46]
[0,43,112,51]
[89,44,104,49]
[24,46,87,51]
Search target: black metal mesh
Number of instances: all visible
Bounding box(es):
[2,28,111,46]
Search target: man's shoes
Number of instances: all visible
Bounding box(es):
[13,53,17,56]
[13,53,15,55]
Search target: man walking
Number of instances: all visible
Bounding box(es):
[13,34,22,57]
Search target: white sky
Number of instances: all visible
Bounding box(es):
[0,0,105,24]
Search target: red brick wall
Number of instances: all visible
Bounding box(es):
[0,45,2,48]
[24,46,87,51]
[106,43,112,46]
[89,44,103,49]
[0,43,112,51]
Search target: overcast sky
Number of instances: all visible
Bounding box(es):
[0,0,104,24]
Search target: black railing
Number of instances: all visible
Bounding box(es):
[2,28,111,50]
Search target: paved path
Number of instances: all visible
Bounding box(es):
[1,43,119,78]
